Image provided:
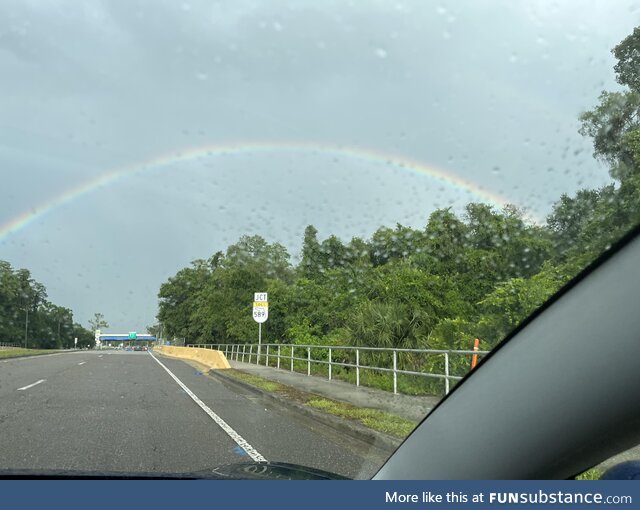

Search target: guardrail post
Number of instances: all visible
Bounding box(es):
[230,344,234,361]
[242,344,246,362]
[328,348,332,381]
[277,345,281,370]
[249,344,253,364]
[236,345,240,362]
[290,346,294,372]
[393,350,397,395]
[444,352,450,395]
[307,347,311,376]
[356,349,360,387]
[266,345,270,366]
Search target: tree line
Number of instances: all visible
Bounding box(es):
[157,27,640,356]
[0,262,94,349]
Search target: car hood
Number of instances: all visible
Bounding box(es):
[0,462,349,480]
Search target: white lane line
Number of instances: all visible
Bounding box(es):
[147,351,267,463]
[78,362,86,365]
[98,355,103,358]
[17,379,46,391]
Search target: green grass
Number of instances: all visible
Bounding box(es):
[575,468,602,480]
[224,370,286,393]
[306,398,416,438]
[0,348,59,359]
[223,369,417,439]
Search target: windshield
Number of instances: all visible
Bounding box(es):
[1,1,639,480]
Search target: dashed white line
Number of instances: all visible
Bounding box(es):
[78,362,86,365]
[147,351,267,463]
[17,379,46,391]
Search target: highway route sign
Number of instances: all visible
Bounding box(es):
[253,293,268,323]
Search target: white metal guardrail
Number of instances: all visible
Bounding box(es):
[187,343,489,395]
[0,342,21,348]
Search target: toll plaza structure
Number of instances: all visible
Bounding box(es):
[98,332,156,349]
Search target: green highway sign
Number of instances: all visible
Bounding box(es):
[128,332,137,340]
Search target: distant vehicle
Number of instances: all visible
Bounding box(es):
[133,345,143,351]
[125,346,133,352]
[141,346,148,351]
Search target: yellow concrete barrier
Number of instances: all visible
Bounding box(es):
[153,345,230,370]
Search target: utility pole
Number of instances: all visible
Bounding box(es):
[24,307,29,349]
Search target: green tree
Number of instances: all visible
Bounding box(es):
[579,91,640,179]
[613,26,640,93]
[300,225,323,279]
[477,264,567,346]
[88,312,109,332]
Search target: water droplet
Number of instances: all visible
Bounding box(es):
[375,48,388,59]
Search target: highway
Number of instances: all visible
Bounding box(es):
[0,350,387,478]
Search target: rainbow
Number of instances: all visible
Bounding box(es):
[0,141,521,243]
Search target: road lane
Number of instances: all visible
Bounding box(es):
[149,352,267,463]
[0,350,386,478]
[0,351,87,396]
[151,352,388,478]
[0,351,243,473]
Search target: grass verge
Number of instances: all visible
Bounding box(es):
[575,468,602,480]
[223,369,416,439]
[0,348,60,359]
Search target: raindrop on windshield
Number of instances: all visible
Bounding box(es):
[375,48,388,59]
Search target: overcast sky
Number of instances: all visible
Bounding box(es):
[1,0,638,333]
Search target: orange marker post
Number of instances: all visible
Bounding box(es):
[471,338,480,369]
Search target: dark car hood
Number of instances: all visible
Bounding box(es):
[0,462,349,480]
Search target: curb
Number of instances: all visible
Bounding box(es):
[209,368,403,454]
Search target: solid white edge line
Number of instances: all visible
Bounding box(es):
[147,351,267,463]
[17,379,46,391]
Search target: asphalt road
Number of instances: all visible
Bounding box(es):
[0,350,388,479]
